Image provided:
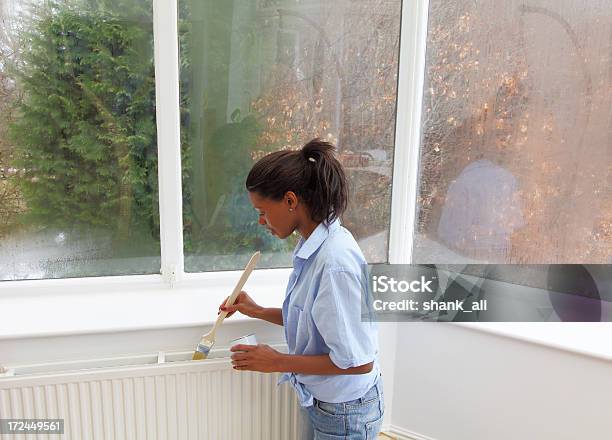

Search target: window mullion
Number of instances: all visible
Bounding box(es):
[152,0,184,285]
[388,0,430,265]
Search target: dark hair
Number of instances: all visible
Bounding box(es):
[246,139,349,224]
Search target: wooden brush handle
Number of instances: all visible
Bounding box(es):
[211,251,261,332]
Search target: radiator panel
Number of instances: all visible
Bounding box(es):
[0,356,301,440]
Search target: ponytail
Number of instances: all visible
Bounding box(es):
[246,139,349,224]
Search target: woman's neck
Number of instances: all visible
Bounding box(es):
[298,219,319,240]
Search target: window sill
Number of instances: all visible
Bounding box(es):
[0,268,291,340]
[454,322,612,362]
[2,270,611,366]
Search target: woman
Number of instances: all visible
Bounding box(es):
[220,139,384,439]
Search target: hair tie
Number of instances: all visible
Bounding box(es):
[308,157,316,163]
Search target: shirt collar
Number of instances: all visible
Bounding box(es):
[293,217,341,261]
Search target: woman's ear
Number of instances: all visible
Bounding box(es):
[285,191,299,211]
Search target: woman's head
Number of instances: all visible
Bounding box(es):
[246,139,348,238]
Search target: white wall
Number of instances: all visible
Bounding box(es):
[0,319,285,365]
[385,323,612,440]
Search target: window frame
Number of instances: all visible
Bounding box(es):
[0,0,430,339]
[153,0,185,285]
[1,0,420,295]
[388,0,429,265]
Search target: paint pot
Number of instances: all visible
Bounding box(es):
[230,334,257,351]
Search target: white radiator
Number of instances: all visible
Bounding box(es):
[0,346,301,440]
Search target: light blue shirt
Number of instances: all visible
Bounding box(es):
[277,218,380,407]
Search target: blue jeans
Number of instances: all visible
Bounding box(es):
[300,377,384,440]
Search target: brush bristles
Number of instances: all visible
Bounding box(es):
[192,351,206,360]
[192,340,213,361]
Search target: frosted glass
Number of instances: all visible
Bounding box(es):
[414,0,612,263]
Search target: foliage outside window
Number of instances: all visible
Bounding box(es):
[1,0,160,280]
[0,0,402,280]
[179,0,401,271]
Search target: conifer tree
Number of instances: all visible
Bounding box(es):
[10,1,159,242]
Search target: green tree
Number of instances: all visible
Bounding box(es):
[9,1,160,243]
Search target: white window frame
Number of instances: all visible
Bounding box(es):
[388,0,429,265]
[3,0,420,337]
[0,0,423,294]
[153,0,184,286]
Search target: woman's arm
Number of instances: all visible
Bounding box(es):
[230,344,373,375]
[220,291,283,326]
[278,353,373,375]
[253,307,283,326]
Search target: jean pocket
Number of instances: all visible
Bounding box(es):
[314,400,345,418]
[311,401,346,439]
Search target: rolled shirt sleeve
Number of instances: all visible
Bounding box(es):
[311,266,378,370]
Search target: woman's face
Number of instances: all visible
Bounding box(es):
[248,191,297,239]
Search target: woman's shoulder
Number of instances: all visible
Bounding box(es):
[316,225,367,274]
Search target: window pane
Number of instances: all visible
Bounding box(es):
[180,0,401,271]
[0,0,160,280]
[414,0,612,263]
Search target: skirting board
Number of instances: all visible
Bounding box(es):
[382,424,439,440]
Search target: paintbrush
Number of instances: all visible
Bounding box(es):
[192,251,261,360]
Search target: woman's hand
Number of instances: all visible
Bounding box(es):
[219,291,262,318]
[230,344,284,373]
